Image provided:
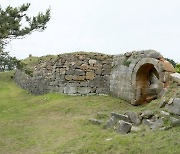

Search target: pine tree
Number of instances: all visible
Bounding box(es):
[0,3,50,71]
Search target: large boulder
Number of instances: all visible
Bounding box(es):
[140,110,154,119]
[104,116,118,129]
[170,73,180,84]
[150,118,164,130]
[116,120,132,134]
[165,98,180,115]
[125,111,141,126]
[111,112,130,122]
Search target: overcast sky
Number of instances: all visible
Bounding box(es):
[1,0,180,62]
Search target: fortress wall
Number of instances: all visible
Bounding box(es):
[14,53,113,95]
[14,50,175,105]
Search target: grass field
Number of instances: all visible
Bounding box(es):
[0,71,179,154]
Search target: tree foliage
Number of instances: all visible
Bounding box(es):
[175,63,180,73]
[0,3,50,71]
[0,48,19,71]
[165,58,176,67]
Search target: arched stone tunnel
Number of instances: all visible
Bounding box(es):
[110,51,175,105]
[135,63,159,104]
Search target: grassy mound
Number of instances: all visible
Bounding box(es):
[0,71,179,154]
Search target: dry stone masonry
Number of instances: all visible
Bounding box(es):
[15,52,113,95]
[14,50,176,105]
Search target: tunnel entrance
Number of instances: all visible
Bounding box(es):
[135,63,159,104]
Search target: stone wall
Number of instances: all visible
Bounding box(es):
[14,52,113,95]
[14,50,175,105]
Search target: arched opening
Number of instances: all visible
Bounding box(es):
[135,63,159,104]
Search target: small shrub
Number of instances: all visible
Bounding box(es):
[123,60,131,67]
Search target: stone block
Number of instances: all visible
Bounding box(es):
[74,69,85,76]
[111,112,130,122]
[80,64,89,70]
[140,110,154,119]
[66,70,75,75]
[104,116,118,129]
[125,111,141,126]
[65,75,73,81]
[170,73,180,84]
[77,87,91,94]
[89,59,97,66]
[86,72,95,80]
[59,68,66,74]
[165,98,180,115]
[64,86,77,94]
[116,120,132,134]
[73,75,85,81]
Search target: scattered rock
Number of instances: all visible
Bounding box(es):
[140,110,154,119]
[131,126,141,132]
[160,111,170,116]
[125,111,141,126]
[116,120,132,134]
[165,98,180,115]
[170,73,180,84]
[142,119,154,127]
[169,117,180,127]
[104,116,118,129]
[111,112,130,122]
[89,119,104,125]
[150,118,164,130]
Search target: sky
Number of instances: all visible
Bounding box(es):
[1,0,180,62]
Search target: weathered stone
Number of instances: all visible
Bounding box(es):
[116,120,132,134]
[149,52,161,59]
[80,64,89,70]
[65,75,73,81]
[125,111,141,126]
[140,110,154,119]
[104,116,118,129]
[96,88,109,94]
[165,98,180,115]
[170,73,180,84]
[169,117,180,127]
[89,119,104,125]
[73,75,85,81]
[74,69,85,76]
[86,72,96,80]
[131,126,141,132]
[111,112,130,122]
[89,59,97,66]
[150,118,164,130]
[160,111,170,116]
[64,86,77,94]
[66,69,75,75]
[77,87,91,94]
[142,119,154,127]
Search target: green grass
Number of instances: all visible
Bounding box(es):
[0,71,180,154]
